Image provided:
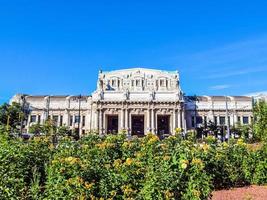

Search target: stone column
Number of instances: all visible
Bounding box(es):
[120,109,124,130]
[125,109,128,133]
[99,109,103,135]
[177,109,181,128]
[173,108,176,134]
[147,109,150,132]
[151,109,155,134]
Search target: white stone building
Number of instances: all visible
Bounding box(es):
[10,68,253,136]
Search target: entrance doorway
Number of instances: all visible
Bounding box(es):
[131,115,144,136]
[157,115,170,138]
[107,115,118,134]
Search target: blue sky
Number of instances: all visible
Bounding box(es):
[1,0,267,104]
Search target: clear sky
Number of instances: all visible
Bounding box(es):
[1,0,267,104]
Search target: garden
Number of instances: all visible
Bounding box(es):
[0,101,266,199]
[0,130,266,199]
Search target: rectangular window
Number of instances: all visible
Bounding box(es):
[214,116,217,125]
[219,116,225,125]
[30,115,36,123]
[70,116,73,126]
[82,116,85,127]
[204,116,207,127]
[136,80,141,87]
[196,116,203,124]
[160,80,164,87]
[37,115,41,124]
[52,115,58,124]
[237,116,241,122]
[75,116,80,123]
[191,116,195,127]
[243,116,249,124]
[60,115,63,126]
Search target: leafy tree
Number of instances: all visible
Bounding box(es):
[0,102,25,132]
[29,124,44,135]
[57,125,71,136]
[253,100,267,141]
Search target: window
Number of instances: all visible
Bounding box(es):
[75,116,80,123]
[243,116,249,124]
[82,116,85,127]
[196,116,203,124]
[160,79,164,87]
[219,116,225,125]
[37,115,41,124]
[191,116,195,127]
[136,80,141,87]
[70,116,73,126]
[112,80,116,87]
[131,80,134,87]
[53,115,58,124]
[30,115,36,123]
[204,116,207,127]
[60,115,63,126]
[237,116,241,122]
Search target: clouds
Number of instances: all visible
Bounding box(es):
[209,84,232,90]
[175,35,267,95]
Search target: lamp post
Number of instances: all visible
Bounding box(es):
[225,96,230,142]
[20,95,26,136]
[73,95,87,139]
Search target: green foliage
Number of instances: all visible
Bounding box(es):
[0,130,266,199]
[29,123,44,135]
[253,100,267,141]
[0,132,53,199]
[0,102,25,132]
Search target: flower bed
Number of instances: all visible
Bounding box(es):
[0,132,266,199]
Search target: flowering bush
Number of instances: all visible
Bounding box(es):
[0,131,266,199]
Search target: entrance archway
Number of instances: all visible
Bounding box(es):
[107,115,118,134]
[157,115,170,138]
[131,115,144,136]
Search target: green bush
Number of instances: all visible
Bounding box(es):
[0,131,266,199]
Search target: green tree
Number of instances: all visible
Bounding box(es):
[0,102,25,132]
[29,124,44,135]
[253,100,267,141]
[57,125,70,136]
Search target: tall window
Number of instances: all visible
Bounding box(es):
[243,116,249,124]
[136,80,141,87]
[219,116,225,125]
[191,116,195,127]
[70,116,73,126]
[75,116,80,123]
[60,115,63,126]
[30,115,36,123]
[53,115,58,123]
[82,116,86,127]
[37,115,41,124]
[160,79,164,87]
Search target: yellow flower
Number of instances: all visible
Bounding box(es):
[192,158,204,170]
[147,134,159,144]
[114,159,122,169]
[49,144,54,150]
[163,156,171,161]
[122,185,134,196]
[84,182,94,189]
[237,138,245,146]
[222,142,229,148]
[164,190,174,199]
[125,158,133,166]
[193,189,201,198]
[180,159,189,169]
[202,143,210,152]
[64,156,80,165]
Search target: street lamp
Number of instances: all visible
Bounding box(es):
[20,95,26,136]
[73,95,87,139]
